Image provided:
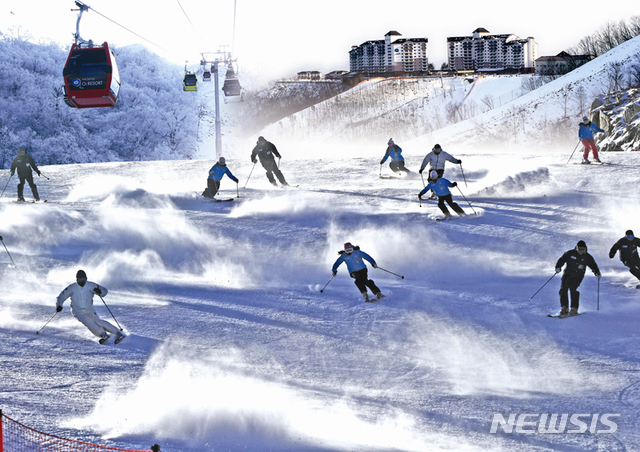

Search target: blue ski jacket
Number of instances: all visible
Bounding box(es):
[578,122,603,139]
[208,163,238,182]
[381,145,404,163]
[332,248,376,274]
[420,177,455,197]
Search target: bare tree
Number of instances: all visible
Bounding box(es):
[605,61,625,92]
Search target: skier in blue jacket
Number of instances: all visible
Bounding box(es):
[380,139,410,173]
[204,157,238,198]
[332,242,383,302]
[418,171,465,219]
[578,116,605,164]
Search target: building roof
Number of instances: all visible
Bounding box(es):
[393,38,429,44]
[385,30,402,36]
[473,27,490,33]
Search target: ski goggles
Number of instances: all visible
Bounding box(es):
[576,247,587,254]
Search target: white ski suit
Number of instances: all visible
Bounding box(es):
[419,150,459,173]
[56,282,119,337]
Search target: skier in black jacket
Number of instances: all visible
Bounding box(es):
[250,136,289,186]
[609,230,640,288]
[10,147,41,202]
[555,240,600,315]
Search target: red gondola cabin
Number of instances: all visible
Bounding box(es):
[63,42,120,108]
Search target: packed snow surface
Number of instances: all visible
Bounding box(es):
[2,146,640,452]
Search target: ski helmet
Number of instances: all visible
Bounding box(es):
[344,242,354,254]
[258,136,266,143]
[582,116,589,123]
[218,157,226,165]
[626,230,634,239]
[76,269,87,286]
[388,138,394,145]
[576,240,587,254]
[430,170,438,180]
[433,144,442,153]
[18,147,26,154]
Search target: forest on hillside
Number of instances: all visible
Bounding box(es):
[0,37,201,169]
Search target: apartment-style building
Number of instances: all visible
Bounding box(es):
[535,51,595,75]
[349,31,429,74]
[447,28,537,72]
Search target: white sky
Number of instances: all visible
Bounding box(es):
[1,0,638,79]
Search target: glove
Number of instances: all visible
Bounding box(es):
[251,159,257,164]
[595,272,601,279]
[93,287,102,295]
[380,160,384,165]
[555,268,562,273]
[372,262,378,268]
[609,251,615,259]
[0,236,3,241]
[332,270,337,276]
[56,305,63,312]
[418,169,423,174]
[10,171,14,177]
[451,182,457,187]
[234,178,239,183]
[37,171,41,177]
[457,159,462,164]
[418,193,423,200]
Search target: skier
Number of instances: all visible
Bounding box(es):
[418,171,465,219]
[380,138,410,174]
[10,147,41,202]
[56,270,124,344]
[555,240,601,315]
[203,157,238,198]
[250,136,289,186]
[578,116,606,164]
[609,229,640,288]
[418,144,461,198]
[332,242,383,302]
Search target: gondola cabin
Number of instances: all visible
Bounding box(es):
[222,68,243,100]
[62,42,120,108]
[183,72,198,91]
[202,70,211,82]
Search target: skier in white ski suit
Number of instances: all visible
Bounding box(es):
[56,270,122,343]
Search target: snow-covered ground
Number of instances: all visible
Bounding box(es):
[2,144,640,451]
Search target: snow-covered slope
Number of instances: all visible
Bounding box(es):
[1,146,640,451]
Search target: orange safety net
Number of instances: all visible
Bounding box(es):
[1,411,150,452]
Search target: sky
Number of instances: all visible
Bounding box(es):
[1,0,639,79]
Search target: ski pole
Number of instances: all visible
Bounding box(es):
[379,164,383,178]
[459,163,468,187]
[320,274,335,293]
[529,272,557,300]
[244,162,256,188]
[420,171,425,188]
[456,185,477,214]
[418,193,422,208]
[278,157,281,170]
[0,173,13,200]
[376,266,404,279]
[597,277,600,311]
[98,291,123,331]
[36,311,58,335]
[37,171,50,180]
[0,236,17,268]
[566,140,581,164]
[236,181,239,198]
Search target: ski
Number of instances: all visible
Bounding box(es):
[548,312,586,319]
[212,198,234,203]
[98,335,110,345]
[114,334,126,344]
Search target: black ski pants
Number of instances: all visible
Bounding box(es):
[350,268,380,295]
[261,159,287,186]
[623,258,640,281]
[437,194,465,216]
[206,179,221,198]
[17,171,39,200]
[390,161,410,173]
[559,274,583,309]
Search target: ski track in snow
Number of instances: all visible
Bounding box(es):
[1,148,640,452]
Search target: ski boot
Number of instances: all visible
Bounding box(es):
[98,332,110,344]
[362,292,373,302]
[444,213,453,220]
[17,197,25,202]
[375,292,385,300]
[569,308,579,316]
[559,306,569,316]
[593,158,602,163]
[114,331,125,344]
[581,158,591,164]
